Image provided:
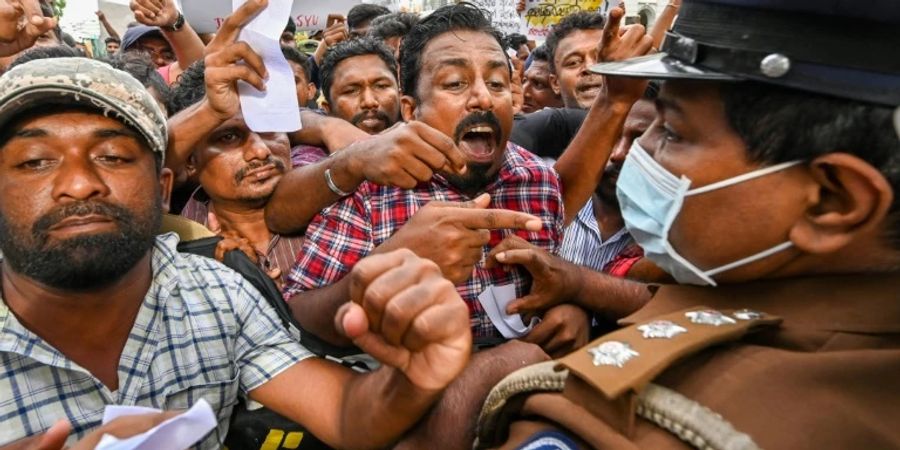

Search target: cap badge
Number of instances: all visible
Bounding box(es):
[760,53,791,78]
[638,320,688,339]
[685,310,737,326]
[733,309,764,320]
[588,341,639,368]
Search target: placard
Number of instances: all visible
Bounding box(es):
[521,0,604,40]
[469,0,523,35]
[181,0,363,33]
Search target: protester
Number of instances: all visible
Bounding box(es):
[104,36,120,54]
[346,3,390,38]
[504,32,530,60]
[520,45,564,114]
[282,44,317,109]
[478,0,900,448]
[280,17,296,47]
[367,11,419,61]
[0,16,470,450]
[125,0,204,85]
[319,38,400,134]
[0,0,58,72]
[168,58,303,288]
[284,4,583,357]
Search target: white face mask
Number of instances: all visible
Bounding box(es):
[615,140,802,286]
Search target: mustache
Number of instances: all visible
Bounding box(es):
[234,157,286,183]
[33,201,130,236]
[350,110,391,126]
[453,111,502,145]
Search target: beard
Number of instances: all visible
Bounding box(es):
[596,163,621,206]
[0,198,161,291]
[444,111,503,197]
[443,162,495,197]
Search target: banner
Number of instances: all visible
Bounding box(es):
[521,0,604,40]
[468,0,523,35]
[180,0,363,34]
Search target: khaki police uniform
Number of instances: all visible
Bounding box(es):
[476,273,900,449]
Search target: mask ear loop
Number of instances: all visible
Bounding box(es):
[704,241,795,277]
[685,160,803,197]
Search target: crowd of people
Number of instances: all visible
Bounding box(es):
[0,0,897,448]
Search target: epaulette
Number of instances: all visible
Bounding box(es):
[476,306,780,450]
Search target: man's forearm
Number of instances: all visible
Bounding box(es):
[554,97,631,225]
[100,17,120,40]
[574,267,652,321]
[166,99,224,176]
[289,111,369,151]
[161,23,204,71]
[339,367,443,449]
[287,277,354,346]
[265,147,364,234]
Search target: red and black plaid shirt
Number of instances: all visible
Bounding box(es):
[284,143,564,339]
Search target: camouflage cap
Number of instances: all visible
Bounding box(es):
[0,57,167,160]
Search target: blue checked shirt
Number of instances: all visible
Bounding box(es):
[0,233,313,448]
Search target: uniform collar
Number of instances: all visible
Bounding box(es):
[622,272,900,334]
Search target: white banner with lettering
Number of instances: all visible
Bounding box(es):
[179,0,363,33]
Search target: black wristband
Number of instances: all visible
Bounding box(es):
[163,12,185,32]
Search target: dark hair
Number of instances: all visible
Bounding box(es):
[530,44,550,63]
[168,59,206,115]
[720,81,900,245]
[105,36,121,45]
[8,45,81,69]
[106,52,171,112]
[60,32,77,48]
[368,12,419,40]
[399,3,505,100]
[281,45,311,81]
[320,38,397,104]
[347,4,390,31]
[545,11,604,73]
[504,33,528,51]
[644,80,660,100]
[284,17,297,35]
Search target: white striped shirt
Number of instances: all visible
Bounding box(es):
[560,198,633,271]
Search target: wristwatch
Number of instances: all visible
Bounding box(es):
[163,12,185,32]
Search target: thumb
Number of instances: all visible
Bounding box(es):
[35,420,71,450]
[335,302,368,339]
[207,211,221,234]
[506,294,546,315]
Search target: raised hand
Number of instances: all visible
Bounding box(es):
[0,0,56,57]
[336,249,471,391]
[377,194,544,285]
[202,0,268,121]
[341,121,468,189]
[129,0,179,28]
[322,15,348,48]
[598,6,653,105]
[486,234,581,314]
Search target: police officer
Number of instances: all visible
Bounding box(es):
[475,0,900,448]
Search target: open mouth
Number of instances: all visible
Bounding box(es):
[458,125,498,163]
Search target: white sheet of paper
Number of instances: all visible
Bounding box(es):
[477,284,537,339]
[232,0,301,132]
[96,399,217,450]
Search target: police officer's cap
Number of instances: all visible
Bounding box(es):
[590,0,900,106]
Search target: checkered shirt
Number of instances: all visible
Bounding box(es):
[284,143,564,339]
[0,233,314,448]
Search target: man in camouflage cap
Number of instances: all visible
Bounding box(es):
[0,51,472,447]
[476,0,900,448]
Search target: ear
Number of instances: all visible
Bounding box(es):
[400,95,417,121]
[549,72,561,96]
[158,167,174,214]
[184,152,200,178]
[789,153,894,255]
[320,99,331,114]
